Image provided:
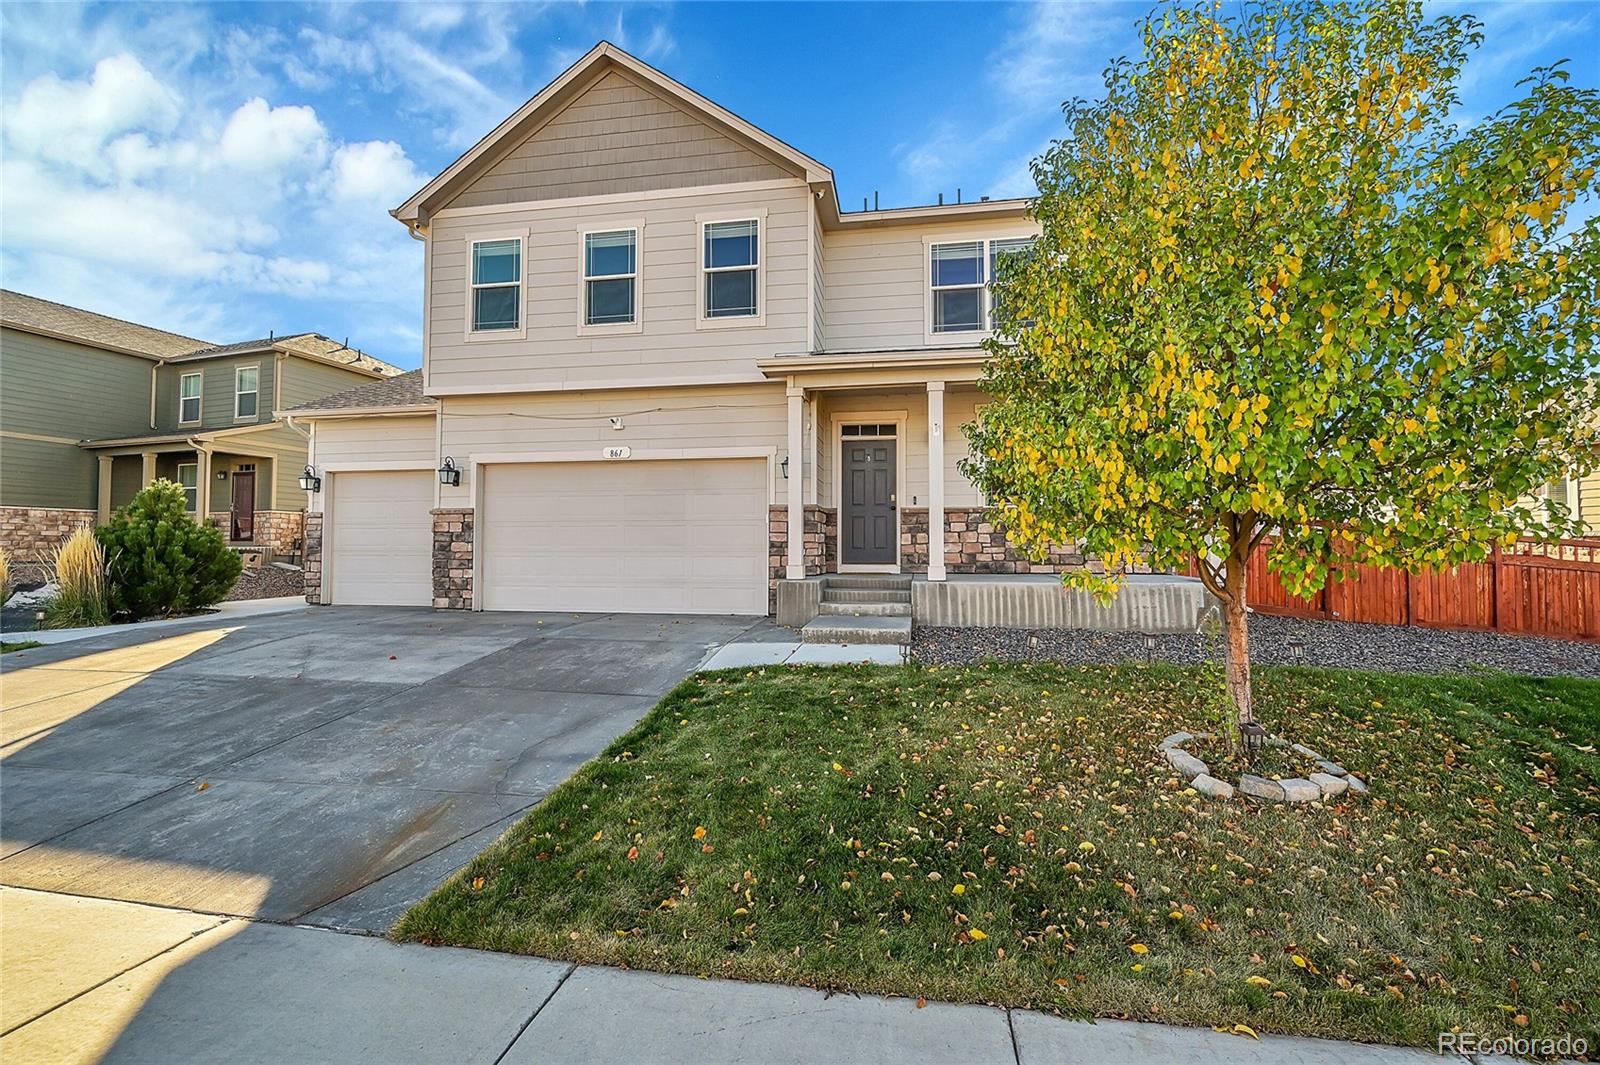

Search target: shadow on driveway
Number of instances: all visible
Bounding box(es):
[0,607,761,930]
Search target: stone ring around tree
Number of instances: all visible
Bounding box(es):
[1157,731,1369,803]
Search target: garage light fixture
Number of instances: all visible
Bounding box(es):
[298,465,322,493]
[438,456,461,487]
[780,456,789,480]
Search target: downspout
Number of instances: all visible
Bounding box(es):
[150,359,164,429]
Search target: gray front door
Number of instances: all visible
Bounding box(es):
[842,439,896,565]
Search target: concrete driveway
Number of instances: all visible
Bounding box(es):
[0,606,765,930]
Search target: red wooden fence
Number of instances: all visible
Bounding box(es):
[1198,537,1600,643]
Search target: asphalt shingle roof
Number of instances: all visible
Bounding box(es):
[285,368,429,413]
[177,333,404,377]
[0,289,211,358]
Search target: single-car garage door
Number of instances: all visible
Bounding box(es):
[329,469,434,606]
[480,458,768,614]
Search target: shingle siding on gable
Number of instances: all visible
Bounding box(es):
[445,71,790,210]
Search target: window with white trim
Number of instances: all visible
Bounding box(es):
[177,463,199,513]
[929,237,1037,334]
[702,219,759,319]
[179,372,202,424]
[988,237,1036,328]
[234,366,259,420]
[471,238,522,331]
[583,229,637,326]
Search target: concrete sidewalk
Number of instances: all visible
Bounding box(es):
[1,886,1462,1065]
[1,596,309,646]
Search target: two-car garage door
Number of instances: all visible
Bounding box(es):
[479,458,769,614]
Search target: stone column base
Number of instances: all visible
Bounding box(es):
[302,512,324,604]
[432,508,474,609]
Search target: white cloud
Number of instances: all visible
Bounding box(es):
[4,53,180,168]
[328,139,426,204]
[218,97,328,171]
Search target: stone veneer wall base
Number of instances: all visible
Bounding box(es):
[302,512,323,604]
[433,508,474,609]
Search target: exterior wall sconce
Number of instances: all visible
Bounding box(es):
[780,456,789,480]
[298,465,322,493]
[438,457,461,487]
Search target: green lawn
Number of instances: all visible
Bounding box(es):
[396,662,1599,1048]
[1,640,42,653]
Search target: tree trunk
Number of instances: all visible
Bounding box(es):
[1221,556,1253,728]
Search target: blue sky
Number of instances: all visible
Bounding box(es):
[2,1,1595,370]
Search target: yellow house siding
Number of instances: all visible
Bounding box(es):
[1582,471,1599,534]
[445,71,790,211]
[426,181,811,393]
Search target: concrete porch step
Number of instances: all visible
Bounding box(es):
[817,601,912,618]
[800,615,912,646]
[822,587,912,605]
[824,575,913,592]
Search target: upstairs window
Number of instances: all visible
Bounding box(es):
[234,365,259,420]
[177,463,198,513]
[703,219,759,319]
[988,237,1036,328]
[584,229,637,326]
[930,241,985,333]
[929,237,1037,334]
[471,238,522,332]
[179,372,202,424]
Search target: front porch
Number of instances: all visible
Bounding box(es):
[81,430,305,560]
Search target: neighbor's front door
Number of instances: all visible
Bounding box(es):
[231,470,255,541]
[841,438,896,565]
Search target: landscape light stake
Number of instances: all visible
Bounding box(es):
[1288,637,1305,665]
[1141,632,1156,663]
[35,610,45,631]
[1239,720,1266,765]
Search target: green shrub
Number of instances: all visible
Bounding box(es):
[44,526,109,628]
[97,481,241,620]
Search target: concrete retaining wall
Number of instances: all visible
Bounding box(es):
[912,575,1215,632]
[776,578,823,628]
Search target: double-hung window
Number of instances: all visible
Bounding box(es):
[177,463,199,513]
[702,219,760,321]
[471,238,522,332]
[583,229,637,327]
[179,372,202,425]
[988,237,1036,328]
[930,237,1037,335]
[930,241,986,333]
[234,366,259,420]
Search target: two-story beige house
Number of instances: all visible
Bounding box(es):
[292,42,1102,616]
[0,290,402,564]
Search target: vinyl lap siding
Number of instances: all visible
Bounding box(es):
[814,389,985,511]
[278,357,383,411]
[427,182,812,393]
[436,385,786,508]
[309,416,438,514]
[0,327,152,508]
[445,71,789,210]
[811,204,826,352]
[155,356,276,431]
[821,218,1041,352]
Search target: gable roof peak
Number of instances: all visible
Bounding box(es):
[392,40,832,228]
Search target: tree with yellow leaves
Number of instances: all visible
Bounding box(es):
[965,0,1599,735]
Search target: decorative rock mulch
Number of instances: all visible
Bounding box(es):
[1157,730,1369,803]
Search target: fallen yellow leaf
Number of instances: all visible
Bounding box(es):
[969,929,988,941]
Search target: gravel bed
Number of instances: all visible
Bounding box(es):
[913,612,1600,679]
[224,563,305,602]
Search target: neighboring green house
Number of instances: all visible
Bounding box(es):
[0,290,402,564]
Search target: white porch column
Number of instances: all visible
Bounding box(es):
[97,456,113,524]
[196,448,212,522]
[785,382,806,579]
[927,381,947,582]
[140,451,157,487]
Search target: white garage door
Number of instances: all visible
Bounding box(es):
[329,470,434,606]
[480,458,768,614]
